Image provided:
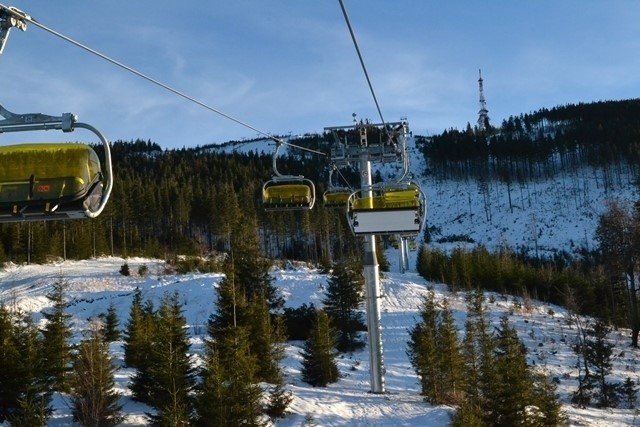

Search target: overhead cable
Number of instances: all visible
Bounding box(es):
[0,4,328,155]
[337,0,386,127]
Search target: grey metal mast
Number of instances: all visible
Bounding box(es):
[358,124,385,394]
[325,116,424,394]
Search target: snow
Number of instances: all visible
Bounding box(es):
[1,137,640,425]
[1,251,640,426]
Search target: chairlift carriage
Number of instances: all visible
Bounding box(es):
[347,181,426,236]
[325,118,427,236]
[322,165,352,208]
[0,104,113,222]
[262,140,316,211]
[323,188,351,209]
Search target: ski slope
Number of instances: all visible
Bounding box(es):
[1,256,639,426]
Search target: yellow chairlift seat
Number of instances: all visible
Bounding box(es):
[0,143,104,219]
[347,182,426,236]
[351,188,419,211]
[262,181,314,210]
[322,189,351,208]
[262,139,316,211]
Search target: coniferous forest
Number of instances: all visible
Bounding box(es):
[0,99,638,267]
[0,100,638,328]
[2,99,640,424]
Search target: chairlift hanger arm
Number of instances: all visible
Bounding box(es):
[271,140,297,180]
[0,4,27,55]
[0,104,77,133]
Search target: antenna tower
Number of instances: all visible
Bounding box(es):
[477,69,490,132]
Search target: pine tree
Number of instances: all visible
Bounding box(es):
[323,258,366,352]
[621,377,637,409]
[195,341,225,427]
[595,201,640,346]
[283,303,316,341]
[407,291,440,402]
[210,255,281,384]
[463,290,496,410]
[71,322,123,427]
[453,310,565,426]
[128,299,157,403]
[375,237,390,272]
[194,340,227,426]
[8,396,52,427]
[436,298,465,405]
[119,262,130,276]
[529,372,567,426]
[300,310,339,387]
[461,316,482,405]
[208,263,248,338]
[213,184,241,252]
[146,292,196,426]
[123,287,144,367]
[195,258,266,426]
[449,400,486,427]
[490,315,533,426]
[103,301,120,342]
[221,325,265,426]
[584,320,619,408]
[246,294,279,383]
[265,314,292,421]
[195,326,264,426]
[8,314,52,427]
[230,212,281,309]
[0,304,21,422]
[40,280,73,393]
[265,381,293,422]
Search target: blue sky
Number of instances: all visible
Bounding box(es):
[1,1,639,149]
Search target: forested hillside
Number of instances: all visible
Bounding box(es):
[423,98,640,183]
[2,99,640,426]
[415,98,640,347]
[0,136,361,265]
[1,98,639,270]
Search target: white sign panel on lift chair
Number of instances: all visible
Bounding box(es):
[351,209,421,235]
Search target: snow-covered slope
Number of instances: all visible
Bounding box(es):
[405,136,639,255]
[1,135,640,425]
[1,256,638,426]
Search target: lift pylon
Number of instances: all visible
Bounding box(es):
[324,116,427,394]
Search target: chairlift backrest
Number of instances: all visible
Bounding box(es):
[0,105,112,222]
[261,139,316,211]
[347,182,426,236]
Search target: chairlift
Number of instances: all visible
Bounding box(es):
[330,141,346,162]
[0,105,113,222]
[262,140,315,211]
[322,165,351,209]
[323,190,351,208]
[347,181,426,236]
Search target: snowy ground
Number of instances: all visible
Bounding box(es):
[1,255,640,426]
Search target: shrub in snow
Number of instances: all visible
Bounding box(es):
[119,263,130,276]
